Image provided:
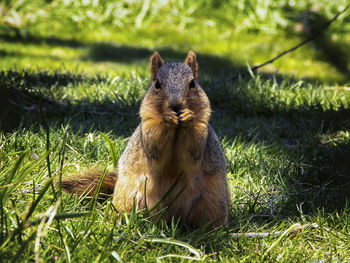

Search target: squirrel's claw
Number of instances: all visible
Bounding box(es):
[179,108,195,125]
[163,110,179,127]
[163,108,194,127]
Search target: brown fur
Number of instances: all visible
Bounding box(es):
[60,169,118,197]
[61,51,229,228]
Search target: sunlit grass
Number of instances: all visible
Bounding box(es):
[1,0,350,262]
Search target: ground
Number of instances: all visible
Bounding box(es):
[1,0,350,262]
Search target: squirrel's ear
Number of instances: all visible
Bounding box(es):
[150,52,163,80]
[185,51,198,80]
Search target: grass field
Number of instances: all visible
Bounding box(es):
[1,0,350,262]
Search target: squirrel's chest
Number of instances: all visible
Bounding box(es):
[165,129,199,165]
[146,169,203,217]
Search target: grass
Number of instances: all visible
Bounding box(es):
[1,0,350,262]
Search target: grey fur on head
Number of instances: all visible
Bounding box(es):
[157,62,193,102]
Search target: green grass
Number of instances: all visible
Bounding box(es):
[1,0,350,262]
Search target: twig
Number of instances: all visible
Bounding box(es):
[229,4,350,81]
[231,223,318,238]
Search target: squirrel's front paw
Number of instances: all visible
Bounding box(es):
[178,108,195,126]
[164,110,178,127]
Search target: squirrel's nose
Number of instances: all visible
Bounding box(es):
[172,105,181,113]
[169,97,182,113]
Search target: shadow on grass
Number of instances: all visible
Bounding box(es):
[0,32,245,78]
[0,49,66,62]
[208,80,350,219]
[0,70,140,136]
[294,10,350,80]
[2,30,348,85]
[1,35,349,220]
[0,33,85,48]
[87,44,245,77]
[2,69,350,220]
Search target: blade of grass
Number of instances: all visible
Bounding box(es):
[57,125,69,199]
[11,232,36,263]
[34,200,61,262]
[28,212,91,227]
[99,132,118,167]
[111,251,123,262]
[0,174,56,250]
[144,238,202,260]
[1,150,49,204]
[156,254,202,261]
[85,167,108,230]
[4,150,28,185]
[89,167,108,212]
[39,95,56,199]
[263,223,302,257]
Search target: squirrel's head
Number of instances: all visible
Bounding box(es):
[149,51,200,113]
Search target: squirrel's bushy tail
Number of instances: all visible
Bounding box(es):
[60,169,118,197]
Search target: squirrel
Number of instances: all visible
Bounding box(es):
[61,51,229,228]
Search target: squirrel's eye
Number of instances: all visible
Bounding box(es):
[155,80,161,89]
[189,79,196,89]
